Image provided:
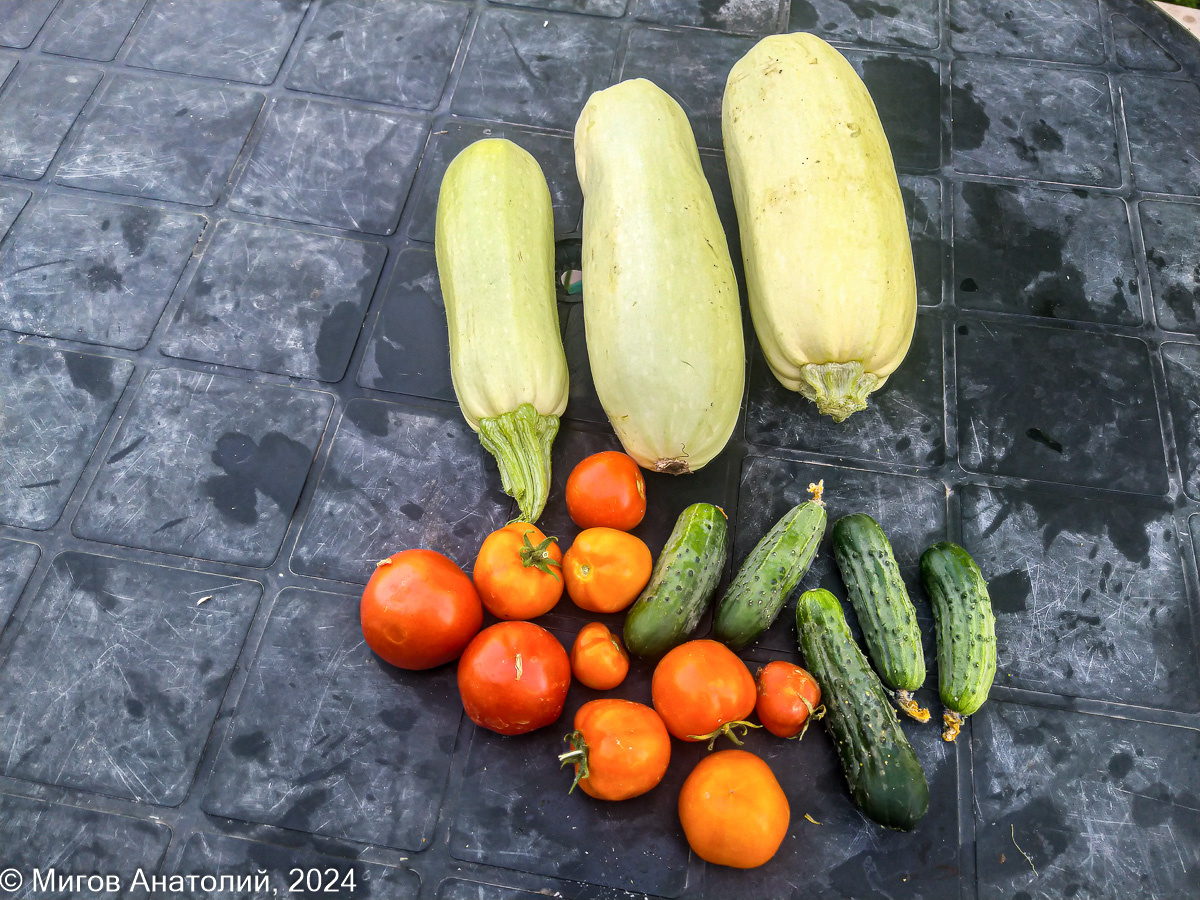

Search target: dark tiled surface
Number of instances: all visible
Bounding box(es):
[1,1,1199,898]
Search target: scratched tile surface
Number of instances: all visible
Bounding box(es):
[1,1,1199,898]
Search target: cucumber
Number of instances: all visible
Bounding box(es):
[832,513,929,723]
[920,542,996,742]
[623,503,728,659]
[713,480,827,650]
[795,588,929,831]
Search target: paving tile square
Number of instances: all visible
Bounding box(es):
[0,193,205,348]
[746,314,946,470]
[787,0,940,49]
[1111,12,1182,71]
[203,587,461,851]
[952,60,1120,186]
[74,368,332,566]
[902,174,945,307]
[949,0,1104,64]
[55,75,264,205]
[0,551,260,804]
[1140,199,1199,333]
[229,97,427,235]
[0,184,31,240]
[1162,342,1200,501]
[287,0,469,110]
[0,61,100,180]
[962,484,1197,710]
[840,50,942,171]
[0,538,40,630]
[1121,75,1200,196]
[162,219,386,381]
[955,321,1167,494]
[973,702,1200,900]
[126,0,309,85]
[0,0,58,48]
[0,342,134,531]
[41,0,148,61]
[452,7,620,131]
[406,118,581,243]
[291,398,512,582]
[954,181,1142,324]
[634,0,787,33]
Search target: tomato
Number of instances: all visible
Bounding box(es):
[570,622,630,690]
[755,661,822,739]
[651,640,758,746]
[559,699,671,801]
[678,749,790,869]
[457,621,571,735]
[563,527,653,614]
[360,549,483,670]
[473,522,564,620]
[565,451,647,531]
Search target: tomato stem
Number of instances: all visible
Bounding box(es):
[687,719,762,751]
[790,703,825,742]
[519,531,562,581]
[557,730,589,794]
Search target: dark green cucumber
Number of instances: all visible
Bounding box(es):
[920,542,996,742]
[623,503,728,659]
[713,480,826,650]
[832,513,929,722]
[795,588,929,831]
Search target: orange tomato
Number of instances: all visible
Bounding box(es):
[565,451,647,531]
[473,522,563,620]
[755,661,822,739]
[651,640,758,745]
[560,699,671,801]
[678,749,790,868]
[563,527,653,614]
[570,622,630,690]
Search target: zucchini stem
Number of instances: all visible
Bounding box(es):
[478,403,559,523]
[797,361,881,423]
[894,690,931,723]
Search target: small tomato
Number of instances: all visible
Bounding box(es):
[558,699,671,801]
[457,621,571,735]
[651,640,758,746]
[360,549,482,670]
[563,527,653,614]
[565,451,647,531]
[755,661,822,739]
[473,522,564,620]
[570,622,630,690]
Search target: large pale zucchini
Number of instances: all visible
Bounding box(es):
[575,79,744,474]
[435,139,569,521]
[722,34,916,422]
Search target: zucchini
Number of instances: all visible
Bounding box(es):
[713,480,827,650]
[723,34,916,422]
[623,503,728,658]
[920,542,996,742]
[575,79,744,474]
[795,588,929,831]
[832,513,929,722]
[435,139,568,521]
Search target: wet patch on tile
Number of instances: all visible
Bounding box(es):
[902,174,944,306]
[0,538,40,630]
[635,0,788,34]
[1140,199,1199,334]
[1121,76,1200,197]
[788,0,940,50]
[949,0,1104,64]
[41,0,148,61]
[0,61,101,180]
[843,50,942,172]
[1162,342,1200,501]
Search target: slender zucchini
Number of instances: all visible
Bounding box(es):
[832,513,929,722]
[623,503,728,658]
[713,480,827,650]
[795,588,929,831]
[920,542,996,742]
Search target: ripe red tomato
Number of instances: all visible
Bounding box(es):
[473,522,564,620]
[457,621,571,735]
[360,549,482,670]
[651,640,758,746]
[560,699,671,801]
[678,749,791,869]
[563,527,653,614]
[565,451,647,531]
[570,622,630,690]
[755,661,822,738]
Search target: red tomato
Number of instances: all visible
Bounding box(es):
[360,549,482,670]
[570,622,630,690]
[457,621,571,735]
[651,640,758,746]
[473,522,564,620]
[563,527,653,614]
[755,661,822,739]
[678,749,790,869]
[565,451,647,531]
[560,699,671,801]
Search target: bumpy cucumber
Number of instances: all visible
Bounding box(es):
[623,503,728,658]
[832,513,929,722]
[920,542,996,743]
[795,589,929,831]
[713,480,827,650]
